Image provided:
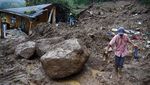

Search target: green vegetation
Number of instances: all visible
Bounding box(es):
[26,0,92,15]
[24,10,36,15]
[25,0,150,15]
[139,0,150,5]
[25,0,115,15]
[26,0,91,9]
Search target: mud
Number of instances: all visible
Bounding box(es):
[0,1,150,85]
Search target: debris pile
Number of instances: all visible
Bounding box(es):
[0,1,150,85]
[6,29,28,39]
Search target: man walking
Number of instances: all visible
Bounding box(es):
[105,27,137,75]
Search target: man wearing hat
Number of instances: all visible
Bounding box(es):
[68,13,76,26]
[106,27,137,75]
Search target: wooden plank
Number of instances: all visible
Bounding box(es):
[47,7,54,23]
[52,7,56,24]
[29,20,32,35]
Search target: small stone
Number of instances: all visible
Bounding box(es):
[129,30,135,34]
[137,21,142,25]
[146,45,150,48]
[135,31,140,35]
[135,28,140,31]
[111,28,118,32]
[125,30,130,34]
[147,41,150,44]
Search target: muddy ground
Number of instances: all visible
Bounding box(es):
[0,1,150,85]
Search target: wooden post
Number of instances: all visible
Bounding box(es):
[16,16,19,29]
[48,7,54,23]
[29,20,33,35]
[52,7,56,24]
[0,17,1,37]
[0,16,2,23]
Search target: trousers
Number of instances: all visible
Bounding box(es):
[115,55,125,68]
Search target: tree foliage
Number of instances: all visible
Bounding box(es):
[139,0,150,5]
[25,0,150,15]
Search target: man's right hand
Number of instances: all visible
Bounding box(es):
[105,50,108,54]
[104,46,109,54]
[104,45,112,54]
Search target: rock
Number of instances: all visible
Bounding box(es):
[40,38,90,79]
[1,32,28,55]
[135,28,140,31]
[6,29,28,40]
[147,41,150,44]
[135,13,138,16]
[36,37,65,57]
[15,41,36,59]
[137,21,142,25]
[146,45,150,48]
[111,28,118,32]
[129,30,135,34]
[134,31,140,35]
[125,30,130,34]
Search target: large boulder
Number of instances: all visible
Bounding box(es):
[36,37,65,57]
[15,41,36,59]
[40,38,90,79]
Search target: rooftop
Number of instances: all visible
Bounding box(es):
[0,4,51,19]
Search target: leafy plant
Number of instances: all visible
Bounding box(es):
[139,0,150,5]
[24,10,36,15]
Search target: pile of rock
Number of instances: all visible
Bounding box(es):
[14,38,90,79]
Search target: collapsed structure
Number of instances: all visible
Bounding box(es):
[0,3,69,35]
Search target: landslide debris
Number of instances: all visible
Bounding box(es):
[0,1,150,85]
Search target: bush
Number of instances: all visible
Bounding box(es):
[139,0,150,5]
[24,10,36,15]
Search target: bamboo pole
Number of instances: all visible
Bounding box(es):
[48,7,54,23]
[0,18,1,37]
[29,20,32,35]
[52,7,56,24]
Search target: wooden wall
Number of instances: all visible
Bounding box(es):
[0,5,58,35]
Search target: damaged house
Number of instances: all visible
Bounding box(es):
[0,3,69,35]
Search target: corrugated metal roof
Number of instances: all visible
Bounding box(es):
[0,4,52,19]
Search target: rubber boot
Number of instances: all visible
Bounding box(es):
[115,66,118,73]
[115,65,119,78]
[118,68,123,79]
